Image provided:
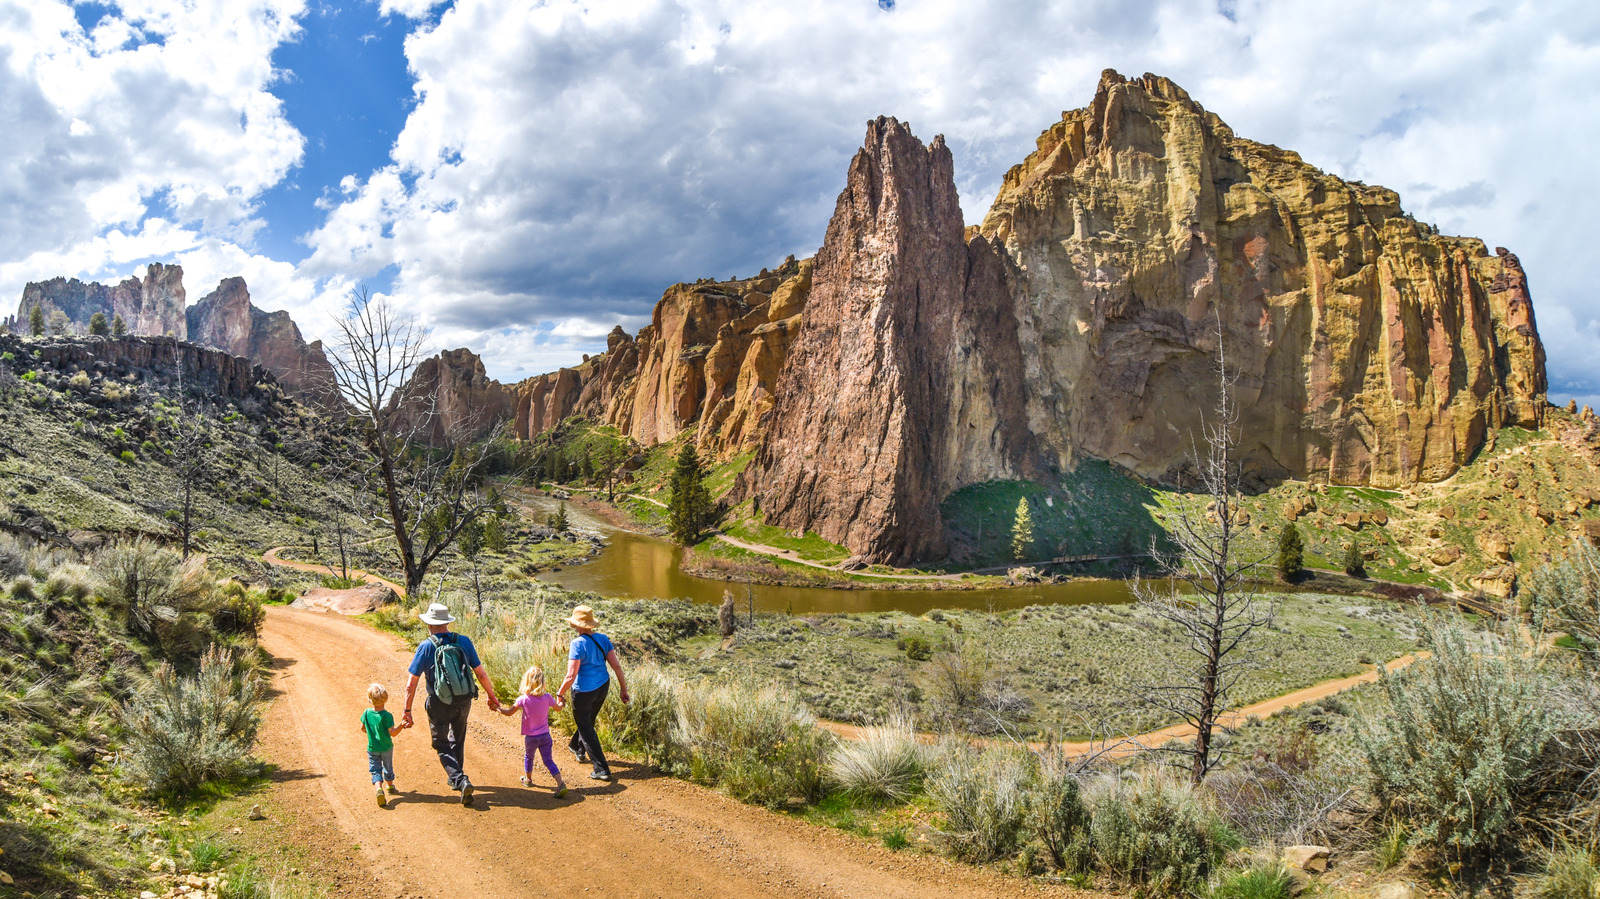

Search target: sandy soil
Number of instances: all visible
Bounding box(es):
[264,546,407,596]
[257,606,1113,899]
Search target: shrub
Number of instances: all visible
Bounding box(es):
[1087,773,1229,896]
[214,592,266,638]
[1374,819,1408,870]
[1210,726,1356,846]
[926,743,1032,862]
[826,714,925,803]
[1208,862,1295,899]
[1342,541,1366,578]
[68,371,91,391]
[897,635,933,661]
[598,662,680,767]
[1030,750,1093,872]
[1527,539,1600,666]
[140,439,158,455]
[119,450,135,463]
[1357,617,1554,862]
[672,674,831,807]
[1534,843,1600,899]
[120,646,263,795]
[1276,524,1304,581]
[95,541,216,657]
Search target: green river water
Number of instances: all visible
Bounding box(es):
[526,495,1137,614]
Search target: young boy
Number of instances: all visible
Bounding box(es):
[361,683,405,806]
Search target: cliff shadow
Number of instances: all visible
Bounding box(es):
[938,460,1176,571]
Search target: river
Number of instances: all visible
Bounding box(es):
[524,493,1138,614]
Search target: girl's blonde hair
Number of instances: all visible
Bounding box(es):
[519,666,547,697]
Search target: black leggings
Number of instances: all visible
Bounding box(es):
[568,680,610,775]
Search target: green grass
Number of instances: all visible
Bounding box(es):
[722,512,850,562]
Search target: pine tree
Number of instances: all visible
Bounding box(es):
[1343,540,1366,578]
[668,442,713,545]
[482,513,507,553]
[88,312,109,336]
[1277,523,1305,582]
[1011,496,1034,561]
[28,305,44,337]
[552,502,569,532]
[48,310,69,336]
[112,314,127,337]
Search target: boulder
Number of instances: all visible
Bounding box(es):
[290,583,395,615]
[1282,845,1331,874]
[1431,545,1463,566]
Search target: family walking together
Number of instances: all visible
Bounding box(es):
[360,601,630,808]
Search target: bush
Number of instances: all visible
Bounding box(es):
[120,646,263,795]
[95,541,216,657]
[68,371,91,391]
[1087,773,1229,896]
[1527,539,1600,666]
[1030,750,1093,872]
[119,450,136,463]
[926,743,1032,862]
[1534,843,1600,899]
[1276,525,1304,581]
[214,592,266,638]
[1342,541,1366,578]
[826,714,925,803]
[1208,862,1295,899]
[598,662,680,767]
[1357,617,1554,862]
[673,674,831,807]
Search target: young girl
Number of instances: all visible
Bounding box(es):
[499,665,569,797]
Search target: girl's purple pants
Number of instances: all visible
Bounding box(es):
[524,732,560,778]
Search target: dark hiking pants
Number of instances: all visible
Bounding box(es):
[425,693,473,790]
[568,680,610,776]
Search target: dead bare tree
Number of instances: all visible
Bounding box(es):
[1128,325,1278,784]
[325,289,499,598]
[167,407,213,559]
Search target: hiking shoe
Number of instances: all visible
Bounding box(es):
[588,770,612,782]
[460,782,474,806]
[554,787,569,799]
[376,789,387,808]
[386,784,399,795]
[573,748,589,764]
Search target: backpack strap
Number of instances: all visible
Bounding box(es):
[584,633,606,658]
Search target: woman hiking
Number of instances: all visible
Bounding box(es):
[556,605,630,781]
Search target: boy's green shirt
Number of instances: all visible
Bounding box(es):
[361,708,395,753]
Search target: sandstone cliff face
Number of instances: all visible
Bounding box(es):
[506,259,812,459]
[391,348,513,445]
[186,278,339,403]
[17,263,188,338]
[744,72,1547,563]
[978,70,1546,489]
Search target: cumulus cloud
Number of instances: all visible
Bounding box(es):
[299,0,1600,392]
[0,0,306,314]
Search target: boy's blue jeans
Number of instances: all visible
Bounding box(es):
[368,750,394,784]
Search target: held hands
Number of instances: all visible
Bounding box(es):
[486,695,501,713]
[401,710,414,729]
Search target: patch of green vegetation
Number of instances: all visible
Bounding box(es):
[723,512,850,562]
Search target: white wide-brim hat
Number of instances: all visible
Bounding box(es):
[418,603,456,625]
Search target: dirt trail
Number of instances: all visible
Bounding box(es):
[259,606,1106,899]
[822,652,1429,755]
[263,546,407,596]
[714,535,963,581]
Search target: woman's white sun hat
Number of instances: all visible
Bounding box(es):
[419,603,456,625]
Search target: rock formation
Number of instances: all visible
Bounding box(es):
[390,347,513,444]
[16,263,188,338]
[505,258,811,459]
[742,71,1547,563]
[0,332,279,400]
[185,278,339,403]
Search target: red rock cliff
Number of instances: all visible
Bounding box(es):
[17,263,188,338]
[186,278,339,404]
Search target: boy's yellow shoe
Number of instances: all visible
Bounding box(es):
[376,788,387,808]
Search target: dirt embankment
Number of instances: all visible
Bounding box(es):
[257,606,1111,899]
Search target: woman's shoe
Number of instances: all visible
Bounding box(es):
[520,776,533,787]
[554,786,569,799]
[588,770,612,782]
[572,748,589,764]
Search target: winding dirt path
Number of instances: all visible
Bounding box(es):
[263,546,407,596]
[258,606,1107,899]
[820,651,1429,756]
[714,535,965,581]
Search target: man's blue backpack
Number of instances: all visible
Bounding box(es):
[430,634,477,703]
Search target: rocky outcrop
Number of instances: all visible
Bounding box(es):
[185,278,338,403]
[0,332,279,400]
[744,71,1547,563]
[391,348,513,444]
[505,258,812,459]
[16,263,188,338]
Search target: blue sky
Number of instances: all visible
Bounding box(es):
[3,0,1599,401]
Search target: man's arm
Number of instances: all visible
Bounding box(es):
[472,664,500,711]
[402,673,420,728]
[605,650,630,704]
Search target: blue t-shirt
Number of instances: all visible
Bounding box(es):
[568,633,614,693]
[409,633,482,695]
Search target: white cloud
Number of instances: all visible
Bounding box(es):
[0,0,306,313]
[298,0,1600,391]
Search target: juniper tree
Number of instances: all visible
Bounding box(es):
[112,314,127,337]
[28,304,44,336]
[48,310,69,336]
[1277,523,1305,582]
[1130,324,1278,784]
[482,512,507,553]
[88,312,109,336]
[668,442,714,545]
[1011,496,1035,561]
[1343,541,1366,578]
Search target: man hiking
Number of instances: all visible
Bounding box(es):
[402,602,501,805]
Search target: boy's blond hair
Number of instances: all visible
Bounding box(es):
[367,683,388,704]
[519,666,546,697]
